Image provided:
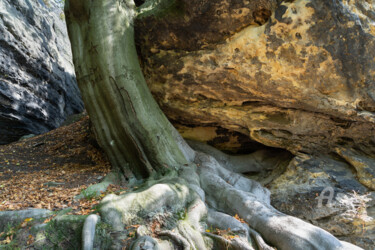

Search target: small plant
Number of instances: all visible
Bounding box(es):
[80,188,98,200]
[0,221,24,248]
[0,223,15,243]
[338,191,372,235]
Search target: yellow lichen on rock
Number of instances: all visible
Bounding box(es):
[140,0,375,159]
[336,148,375,190]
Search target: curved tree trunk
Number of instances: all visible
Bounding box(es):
[65,0,188,179]
[65,0,363,249]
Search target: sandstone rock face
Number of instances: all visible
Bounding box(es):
[138,0,375,155]
[137,0,375,186]
[136,1,375,247]
[0,0,83,144]
[268,154,375,249]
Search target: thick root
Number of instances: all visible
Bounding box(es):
[158,230,190,250]
[246,226,274,250]
[188,140,266,174]
[98,143,363,250]
[131,236,159,250]
[82,214,100,250]
[100,177,193,231]
[196,150,362,250]
[204,232,255,250]
[207,210,249,238]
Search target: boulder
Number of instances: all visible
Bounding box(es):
[0,0,83,144]
[268,154,375,249]
[135,1,375,247]
[136,0,375,187]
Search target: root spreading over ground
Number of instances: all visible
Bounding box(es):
[98,140,362,250]
[64,1,366,249]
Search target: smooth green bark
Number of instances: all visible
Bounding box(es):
[65,0,187,179]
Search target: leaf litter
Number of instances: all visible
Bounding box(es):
[0,115,127,215]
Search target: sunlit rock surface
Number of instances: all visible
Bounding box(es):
[268,154,375,249]
[0,0,83,144]
[137,0,375,186]
[138,0,375,155]
[136,1,375,247]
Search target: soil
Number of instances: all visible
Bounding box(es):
[0,115,115,214]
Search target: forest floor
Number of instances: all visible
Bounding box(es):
[0,115,125,215]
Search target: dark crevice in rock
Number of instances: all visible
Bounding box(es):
[253,8,272,25]
[241,100,264,107]
[134,0,145,7]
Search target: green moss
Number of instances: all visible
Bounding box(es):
[80,188,99,200]
[7,214,111,249]
[43,215,87,249]
[0,223,18,249]
[75,172,121,200]
[0,217,47,249]
[177,208,187,220]
[0,241,20,250]
[94,222,114,249]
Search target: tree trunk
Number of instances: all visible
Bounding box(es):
[65,0,188,179]
[65,0,363,249]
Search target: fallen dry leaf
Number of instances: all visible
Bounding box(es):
[0,116,113,215]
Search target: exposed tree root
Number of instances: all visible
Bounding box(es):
[82,214,100,250]
[207,210,273,250]
[131,235,159,250]
[98,140,363,250]
[65,1,365,249]
[247,227,274,250]
[158,230,191,250]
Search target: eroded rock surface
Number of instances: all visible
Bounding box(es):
[136,0,375,187]
[0,0,83,144]
[268,154,375,249]
[136,1,375,247]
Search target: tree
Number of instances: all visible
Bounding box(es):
[65,0,361,249]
